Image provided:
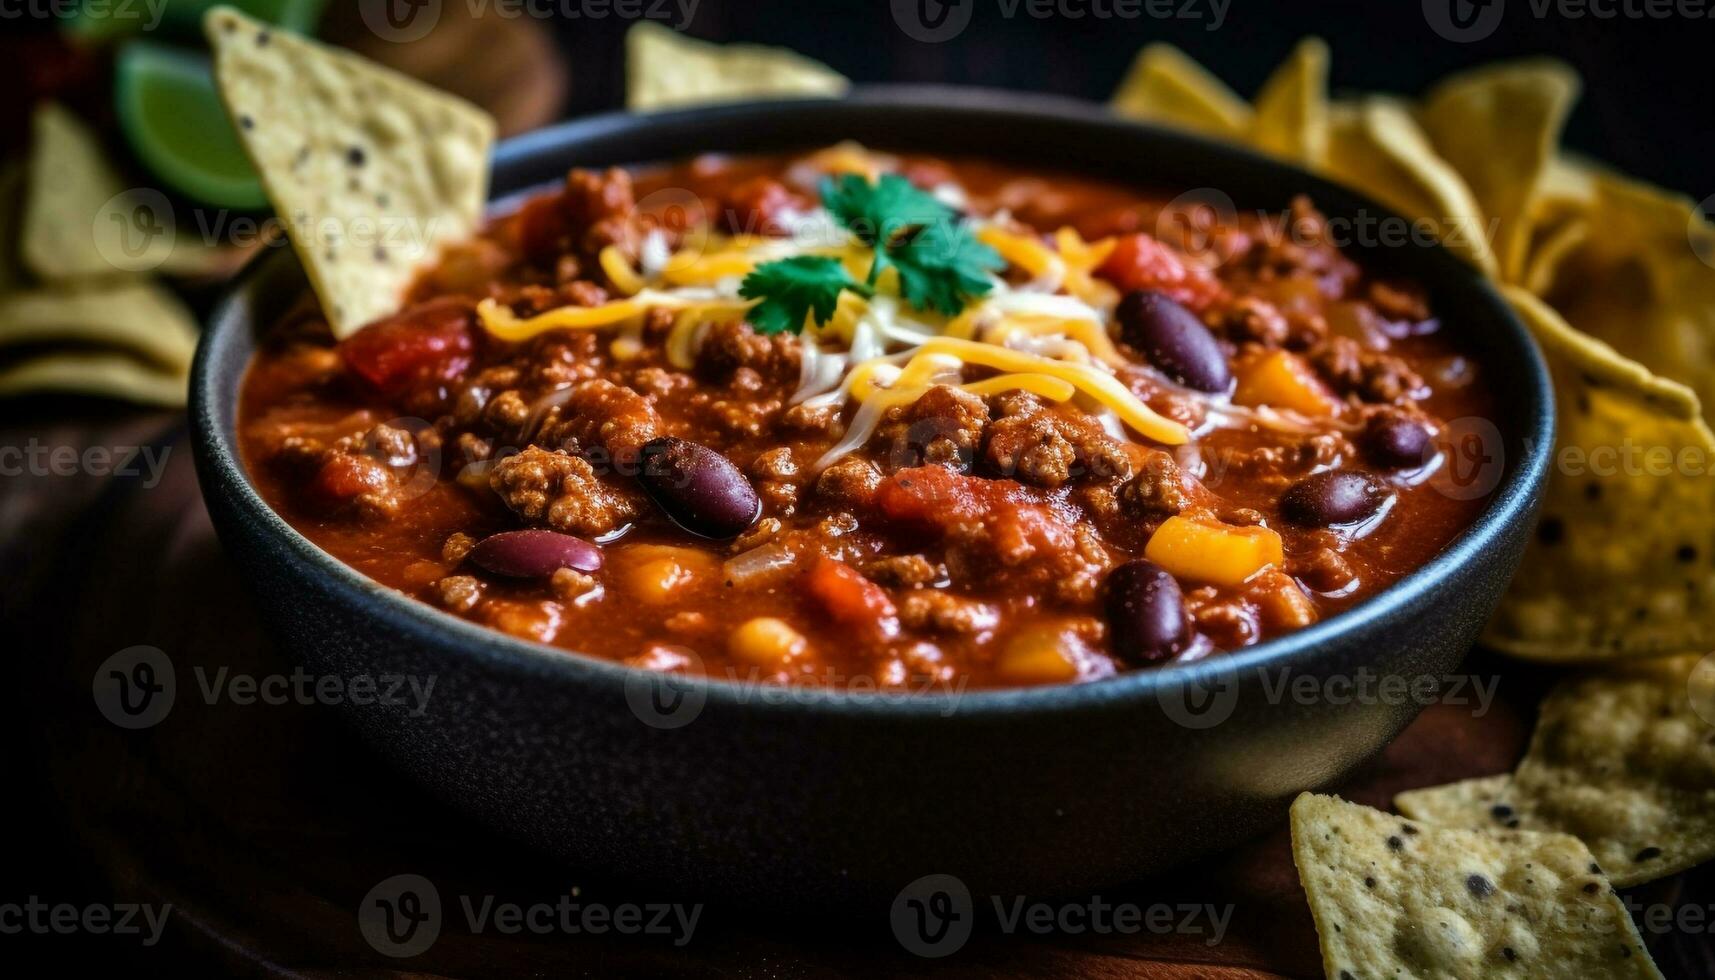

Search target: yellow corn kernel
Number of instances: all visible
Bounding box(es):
[995,623,1083,685]
[1232,350,1341,417]
[1144,516,1283,588]
[728,617,808,667]
[621,545,718,603]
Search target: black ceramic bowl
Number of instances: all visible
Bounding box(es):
[192,88,1553,905]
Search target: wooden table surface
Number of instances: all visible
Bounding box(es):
[4,404,1711,979]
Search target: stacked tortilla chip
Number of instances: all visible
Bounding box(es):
[0,103,212,406]
[1101,41,1715,977]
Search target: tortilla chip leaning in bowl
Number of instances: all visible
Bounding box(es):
[204,5,496,339]
[1291,793,1661,979]
[1396,654,1715,888]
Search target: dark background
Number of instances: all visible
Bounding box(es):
[545,0,1713,200]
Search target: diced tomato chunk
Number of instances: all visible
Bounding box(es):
[804,557,899,638]
[339,297,477,395]
[312,453,392,502]
[723,177,804,237]
[1095,233,1223,311]
[876,466,1074,563]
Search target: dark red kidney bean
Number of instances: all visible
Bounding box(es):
[468,529,602,578]
[1104,560,1191,664]
[638,437,761,539]
[1361,413,1434,468]
[1281,469,1392,527]
[1115,289,1232,393]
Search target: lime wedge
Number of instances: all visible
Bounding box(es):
[159,0,328,35]
[115,41,266,210]
[64,0,326,42]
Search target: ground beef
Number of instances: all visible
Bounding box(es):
[862,554,944,588]
[882,384,990,471]
[1120,449,1190,519]
[1241,196,1360,294]
[898,591,999,634]
[696,320,801,383]
[565,167,638,258]
[437,575,483,612]
[816,456,883,509]
[489,446,641,537]
[534,379,661,462]
[1218,296,1289,347]
[749,447,800,514]
[1367,279,1430,322]
[782,401,844,435]
[982,393,1132,489]
[1293,546,1356,594]
[1311,336,1426,405]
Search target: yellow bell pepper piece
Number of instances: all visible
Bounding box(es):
[1233,350,1341,417]
[1144,516,1283,587]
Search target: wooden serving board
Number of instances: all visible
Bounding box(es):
[5,406,1711,979]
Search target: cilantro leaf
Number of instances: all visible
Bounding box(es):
[738,255,868,335]
[890,220,1004,316]
[820,173,953,248]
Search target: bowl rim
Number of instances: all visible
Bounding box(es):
[192,85,1555,718]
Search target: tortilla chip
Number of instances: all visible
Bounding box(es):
[206,6,496,338]
[1109,43,1253,140]
[1291,793,1660,980]
[1486,287,1715,659]
[1324,98,1498,275]
[1522,213,1590,296]
[1397,774,1514,827]
[1396,656,1715,888]
[21,103,133,282]
[1535,168,1715,412]
[1419,61,1580,281]
[19,102,240,281]
[0,351,186,407]
[1250,38,1329,167]
[0,281,198,373]
[626,23,848,112]
[0,159,24,292]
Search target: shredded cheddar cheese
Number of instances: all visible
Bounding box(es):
[480,166,1207,473]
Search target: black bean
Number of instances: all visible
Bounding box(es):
[637,437,761,539]
[1361,413,1434,468]
[1115,290,1232,393]
[1281,469,1392,527]
[1104,559,1191,664]
[468,529,602,578]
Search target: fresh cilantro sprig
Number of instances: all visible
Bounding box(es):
[821,173,953,285]
[739,174,1005,335]
[739,255,871,336]
[892,219,1004,316]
